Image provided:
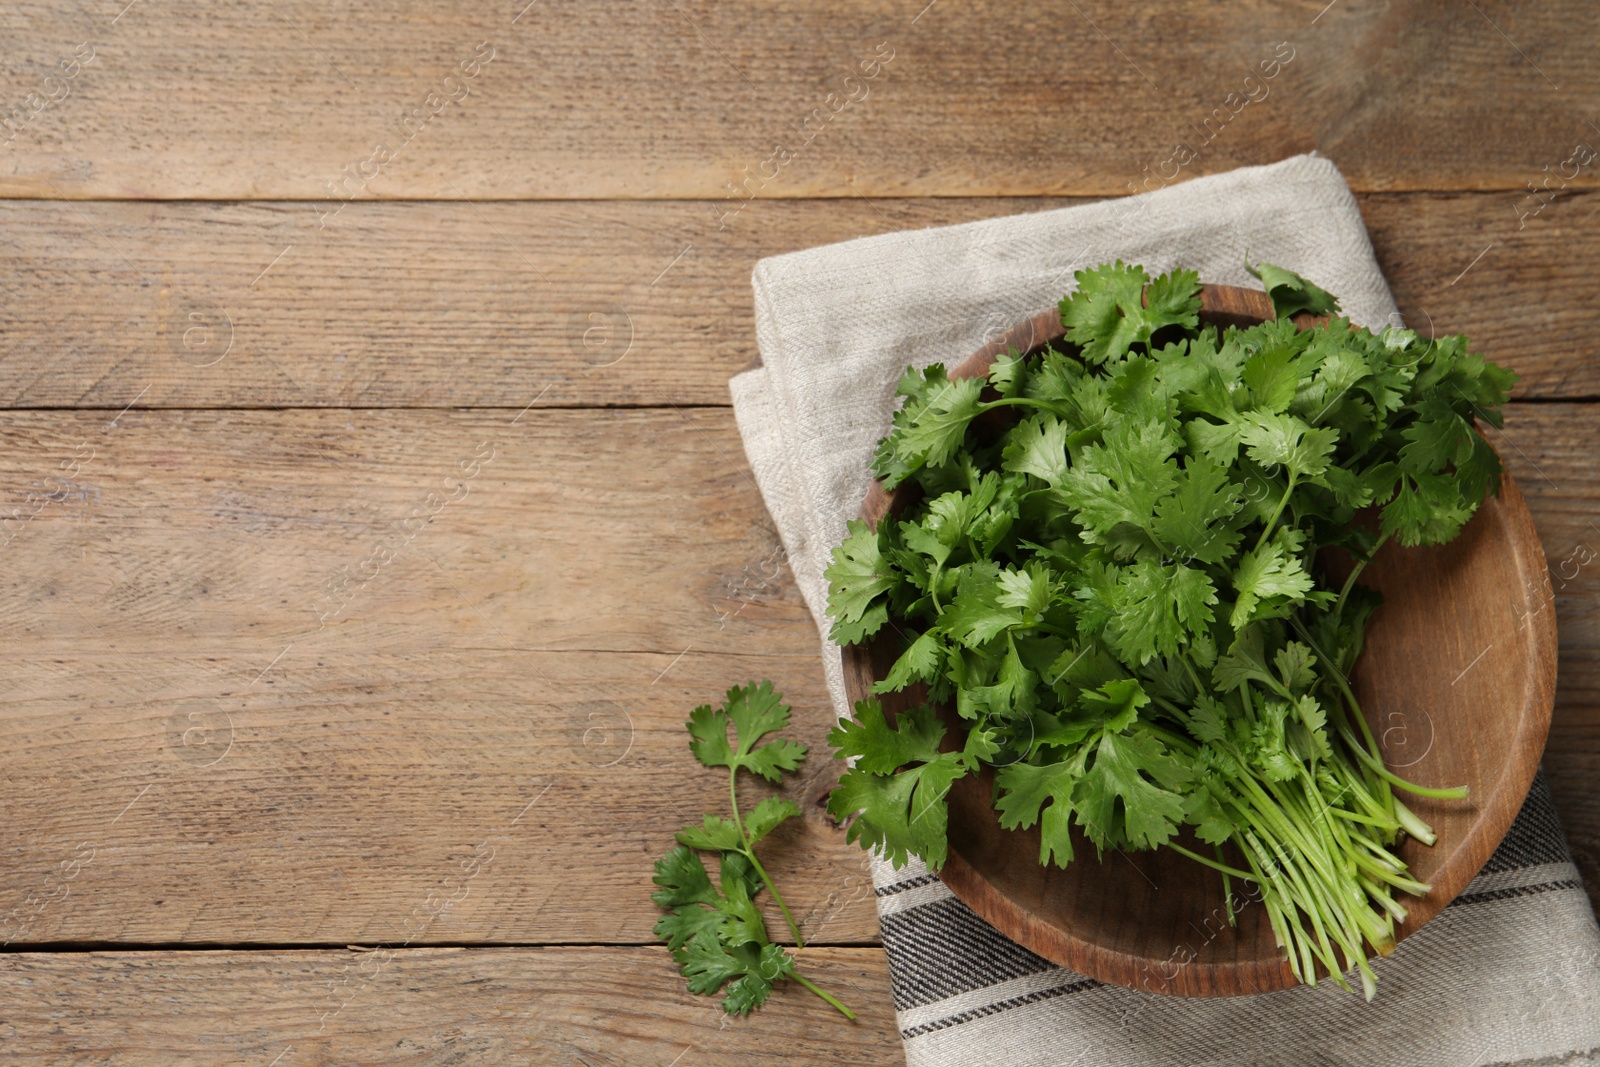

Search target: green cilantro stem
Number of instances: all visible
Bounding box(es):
[1164,842,1256,882]
[1333,530,1390,617]
[791,972,859,1021]
[1216,845,1236,925]
[1254,472,1300,553]
[979,396,1061,414]
[1391,796,1437,846]
[1333,728,1470,799]
[724,766,858,1019]
[729,766,806,948]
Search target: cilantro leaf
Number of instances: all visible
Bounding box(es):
[828,753,967,869]
[680,931,795,1015]
[1236,411,1339,479]
[994,756,1087,867]
[1074,726,1191,850]
[827,699,970,869]
[742,796,801,846]
[687,680,807,783]
[1059,262,1201,366]
[1152,456,1245,565]
[1002,414,1071,487]
[1231,528,1315,628]
[1082,558,1217,666]
[827,698,945,774]
[873,367,986,488]
[1055,416,1181,552]
[1246,260,1342,319]
[824,519,897,644]
[874,629,945,693]
[676,815,745,852]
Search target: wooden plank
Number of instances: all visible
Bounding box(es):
[1,1,1595,200]
[0,407,881,945]
[0,946,902,1064]
[0,192,1595,409]
[0,405,1595,948]
[1497,405,1600,900]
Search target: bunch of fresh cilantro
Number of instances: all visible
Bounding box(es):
[652,681,856,1019]
[823,261,1516,998]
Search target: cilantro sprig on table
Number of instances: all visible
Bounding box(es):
[824,261,1516,998]
[652,681,856,1020]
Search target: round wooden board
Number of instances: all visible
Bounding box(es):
[840,284,1557,996]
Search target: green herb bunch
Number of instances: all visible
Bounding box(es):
[822,261,1516,998]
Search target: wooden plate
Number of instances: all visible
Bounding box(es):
[840,284,1557,996]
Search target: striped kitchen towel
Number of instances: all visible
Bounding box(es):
[729,154,1600,1066]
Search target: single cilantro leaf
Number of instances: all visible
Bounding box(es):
[687,681,807,783]
[1398,395,1473,475]
[827,718,969,871]
[1142,267,1204,335]
[1152,456,1245,564]
[680,930,795,1015]
[1454,428,1502,503]
[1060,261,1148,366]
[1212,626,1278,693]
[1184,779,1241,846]
[1188,694,1231,744]
[1231,529,1315,629]
[742,796,800,846]
[995,756,1086,867]
[1056,416,1181,550]
[994,563,1059,617]
[1236,411,1339,479]
[1075,726,1191,851]
[1247,260,1342,319]
[1002,414,1071,487]
[652,845,719,912]
[716,852,771,947]
[1274,642,1317,693]
[828,698,946,776]
[676,815,745,852]
[825,519,898,644]
[680,928,748,994]
[1243,701,1300,783]
[1078,677,1149,733]
[988,349,1030,397]
[874,630,944,693]
[1059,262,1201,366]
[873,370,986,488]
[721,943,796,1015]
[1241,323,1305,414]
[1380,472,1474,547]
[941,569,1025,648]
[1090,558,1217,665]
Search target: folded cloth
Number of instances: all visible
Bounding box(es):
[729,155,1600,1067]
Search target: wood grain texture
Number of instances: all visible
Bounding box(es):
[1,1,1596,200]
[0,192,1595,409]
[841,287,1558,995]
[0,407,882,946]
[1496,407,1600,903]
[0,404,1592,951]
[0,946,902,1064]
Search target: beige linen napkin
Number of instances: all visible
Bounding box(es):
[730,154,1600,1067]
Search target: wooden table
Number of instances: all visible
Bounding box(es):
[1,2,1595,1062]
